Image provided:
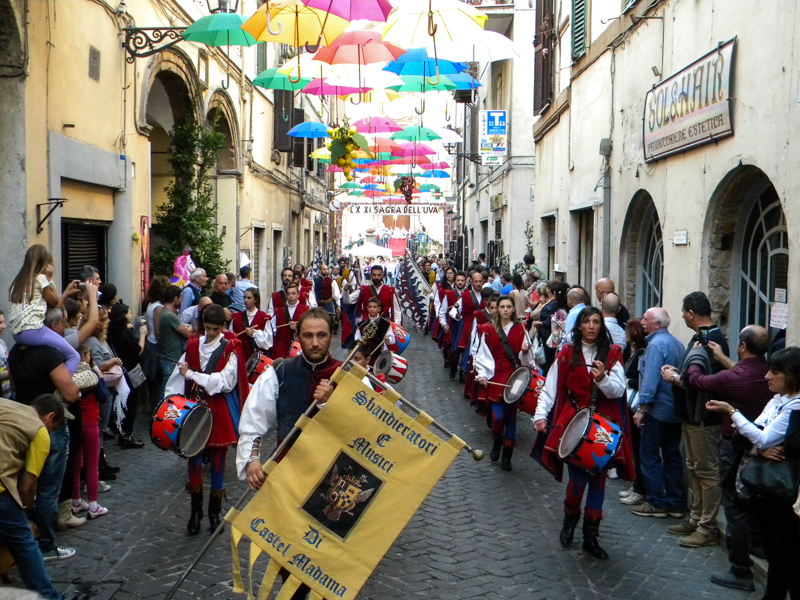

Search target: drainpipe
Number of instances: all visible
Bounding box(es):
[599,138,612,277]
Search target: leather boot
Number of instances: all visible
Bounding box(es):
[489,438,503,462]
[501,445,513,471]
[559,513,580,545]
[208,488,226,533]
[582,516,609,559]
[449,362,457,379]
[187,485,203,536]
[98,449,119,480]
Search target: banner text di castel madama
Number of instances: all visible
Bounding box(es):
[643,38,735,162]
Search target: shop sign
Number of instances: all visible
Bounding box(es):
[490,193,505,212]
[643,38,735,162]
[480,110,507,166]
[346,204,444,215]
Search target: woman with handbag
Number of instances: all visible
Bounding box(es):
[618,319,649,504]
[532,307,634,559]
[108,303,147,449]
[706,347,800,600]
[474,295,537,471]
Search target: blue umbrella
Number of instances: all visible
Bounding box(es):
[445,72,483,90]
[420,169,450,179]
[287,122,329,138]
[382,48,467,77]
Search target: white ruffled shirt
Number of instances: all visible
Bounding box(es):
[164,334,238,398]
[473,322,536,381]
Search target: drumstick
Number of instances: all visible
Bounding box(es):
[485,381,510,387]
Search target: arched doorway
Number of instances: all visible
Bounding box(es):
[704,165,789,336]
[619,190,663,317]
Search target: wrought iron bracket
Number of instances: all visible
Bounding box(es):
[122,27,186,63]
[37,198,67,234]
[448,152,482,164]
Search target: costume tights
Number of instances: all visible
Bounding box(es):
[565,463,605,520]
[188,447,227,490]
[490,403,517,447]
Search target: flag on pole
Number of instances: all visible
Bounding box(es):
[228,363,465,600]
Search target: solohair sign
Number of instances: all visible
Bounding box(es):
[643,38,735,162]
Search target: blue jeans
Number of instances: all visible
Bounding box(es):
[639,414,685,510]
[33,422,69,553]
[0,492,62,599]
[160,358,178,403]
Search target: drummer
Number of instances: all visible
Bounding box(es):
[164,304,250,536]
[532,306,633,560]
[351,345,387,394]
[467,292,498,415]
[230,288,269,362]
[353,297,396,363]
[474,295,536,471]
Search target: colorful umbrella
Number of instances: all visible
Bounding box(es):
[429,126,463,144]
[253,67,312,90]
[287,122,329,138]
[397,142,436,156]
[445,72,482,90]
[383,48,467,77]
[368,137,404,155]
[340,181,363,189]
[182,13,257,46]
[381,0,487,48]
[419,183,441,191]
[420,169,450,178]
[339,90,403,103]
[303,78,372,96]
[434,29,520,63]
[313,30,407,65]
[391,126,443,142]
[386,74,456,93]
[301,0,393,22]
[352,116,403,134]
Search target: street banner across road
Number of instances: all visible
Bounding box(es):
[228,364,464,600]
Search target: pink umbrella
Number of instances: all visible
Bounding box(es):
[304,78,371,96]
[327,164,343,172]
[313,30,407,65]
[301,0,393,23]
[396,142,436,156]
[428,161,453,169]
[352,116,403,134]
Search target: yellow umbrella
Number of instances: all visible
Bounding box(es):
[382,0,487,48]
[338,90,403,103]
[311,146,330,159]
[241,0,350,48]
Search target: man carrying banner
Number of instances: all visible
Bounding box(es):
[165,304,249,535]
[236,308,341,488]
[314,263,340,327]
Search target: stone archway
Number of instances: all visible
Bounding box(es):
[619,190,663,316]
[0,0,27,315]
[206,89,240,173]
[702,165,788,335]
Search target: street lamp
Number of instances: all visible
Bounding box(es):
[443,142,481,164]
[206,0,239,13]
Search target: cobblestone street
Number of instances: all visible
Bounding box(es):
[42,333,762,600]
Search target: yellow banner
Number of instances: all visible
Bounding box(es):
[229,364,464,600]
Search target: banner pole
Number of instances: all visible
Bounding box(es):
[164,395,320,600]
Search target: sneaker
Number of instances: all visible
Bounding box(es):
[667,510,686,519]
[71,499,89,514]
[98,481,112,493]
[618,487,633,498]
[41,546,76,561]
[710,572,755,592]
[667,521,698,536]
[607,468,619,479]
[619,492,645,505]
[679,530,718,548]
[630,502,667,518]
[88,505,109,519]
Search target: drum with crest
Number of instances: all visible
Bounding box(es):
[374,351,408,385]
[503,367,545,415]
[288,340,302,358]
[151,395,213,458]
[557,408,622,476]
[245,350,273,385]
[386,322,410,355]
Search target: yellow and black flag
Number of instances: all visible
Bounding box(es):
[228,363,465,600]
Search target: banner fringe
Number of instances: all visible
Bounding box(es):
[258,558,282,600]
[274,573,302,600]
[231,526,245,594]
[248,538,264,599]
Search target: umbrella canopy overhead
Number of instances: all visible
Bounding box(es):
[391,126,443,142]
[420,169,450,178]
[433,29,520,63]
[386,74,456,92]
[381,0,487,48]
[241,0,350,47]
[313,30,408,65]
[445,72,482,90]
[301,0,394,23]
[287,122,329,138]
[304,78,372,96]
[253,67,312,90]
[182,13,258,46]
[352,116,403,134]
[383,48,467,77]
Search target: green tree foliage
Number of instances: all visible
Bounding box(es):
[151,113,230,279]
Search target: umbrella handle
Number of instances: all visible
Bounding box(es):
[266,12,282,35]
[427,1,438,37]
[305,41,320,53]
[415,97,425,115]
[287,62,301,84]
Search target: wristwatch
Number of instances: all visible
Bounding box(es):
[729,408,740,416]
[671,373,679,383]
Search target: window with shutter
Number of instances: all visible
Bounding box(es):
[470,106,479,158]
[256,43,267,75]
[292,108,305,168]
[61,222,107,285]
[533,0,554,114]
[273,90,294,152]
[571,0,588,61]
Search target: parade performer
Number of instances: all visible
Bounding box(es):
[441,272,468,373]
[294,264,317,307]
[532,306,633,559]
[335,257,357,338]
[431,267,456,345]
[344,264,403,326]
[231,288,268,362]
[268,283,309,360]
[314,263,341,327]
[449,271,485,381]
[164,304,249,535]
[351,345,387,394]
[467,292,498,413]
[474,296,536,471]
[267,268,307,318]
[354,297,396,363]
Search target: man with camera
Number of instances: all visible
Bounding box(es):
[660,292,729,549]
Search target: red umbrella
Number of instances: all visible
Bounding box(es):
[304,78,371,96]
[352,116,403,134]
[313,30,407,65]
[368,137,403,155]
[301,0,393,23]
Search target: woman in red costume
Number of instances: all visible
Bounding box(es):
[231,288,269,362]
[474,295,536,471]
[532,306,633,559]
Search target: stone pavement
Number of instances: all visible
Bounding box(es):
[34,333,763,600]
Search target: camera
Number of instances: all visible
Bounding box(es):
[697,328,709,345]
[75,282,87,291]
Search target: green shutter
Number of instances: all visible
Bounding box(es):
[571,0,587,60]
[256,43,267,75]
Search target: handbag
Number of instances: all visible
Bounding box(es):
[102,366,123,388]
[740,454,800,502]
[531,331,546,366]
[126,363,147,389]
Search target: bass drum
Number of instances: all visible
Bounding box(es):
[503,367,545,415]
[246,351,273,385]
[151,395,213,459]
[374,351,408,385]
[557,408,622,476]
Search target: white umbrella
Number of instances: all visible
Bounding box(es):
[430,126,463,144]
[435,30,520,63]
[347,241,391,257]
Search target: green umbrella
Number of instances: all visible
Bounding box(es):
[253,67,312,91]
[391,126,443,142]
[419,183,441,191]
[346,190,364,196]
[386,74,456,92]
[182,13,258,47]
[341,182,362,189]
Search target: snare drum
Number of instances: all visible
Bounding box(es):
[503,367,545,415]
[374,351,408,384]
[245,351,273,385]
[151,395,213,458]
[557,408,622,476]
[288,340,302,358]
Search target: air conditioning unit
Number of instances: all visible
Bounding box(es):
[271,149,282,164]
[453,89,477,104]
